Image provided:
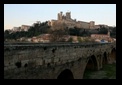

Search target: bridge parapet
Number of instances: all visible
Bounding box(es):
[4,42,116,77]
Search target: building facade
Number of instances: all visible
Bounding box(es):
[21,25,30,31]
[91,31,114,42]
[12,25,30,32]
[48,11,110,30]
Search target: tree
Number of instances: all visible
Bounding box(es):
[68,37,73,42]
[98,27,108,34]
[69,28,80,36]
[77,36,82,42]
[4,21,52,41]
[49,29,67,42]
[4,30,9,37]
[4,30,10,41]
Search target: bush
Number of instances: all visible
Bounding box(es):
[68,37,73,42]
[77,37,82,42]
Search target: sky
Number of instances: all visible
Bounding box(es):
[4,4,116,30]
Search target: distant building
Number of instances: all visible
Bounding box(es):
[31,37,38,42]
[48,11,111,30]
[98,24,109,28]
[12,27,21,32]
[94,25,100,29]
[91,31,114,42]
[12,25,30,32]
[31,34,51,43]
[21,25,30,31]
[91,34,110,39]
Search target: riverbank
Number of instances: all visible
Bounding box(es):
[83,63,116,79]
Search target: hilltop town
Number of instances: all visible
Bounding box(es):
[48,11,111,30]
[4,11,116,43]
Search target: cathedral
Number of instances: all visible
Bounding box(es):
[48,11,109,30]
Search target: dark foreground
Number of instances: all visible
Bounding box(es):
[83,63,116,79]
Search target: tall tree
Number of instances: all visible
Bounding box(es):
[49,29,67,42]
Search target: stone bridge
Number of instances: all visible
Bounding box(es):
[4,42,116,79]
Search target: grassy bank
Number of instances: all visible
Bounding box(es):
[83,63,116,79]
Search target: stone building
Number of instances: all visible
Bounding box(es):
[91,31,110,39]
[12,25,30,32]
[12,27,21,32]
[21,25,30,31]
[91,31,114,42]
[48,11,111,30]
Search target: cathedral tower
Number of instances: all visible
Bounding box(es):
[89,21,95,29]
[66,12,71,20]
[58,11,63,20]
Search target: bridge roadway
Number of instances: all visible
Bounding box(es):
[4,42,116,79]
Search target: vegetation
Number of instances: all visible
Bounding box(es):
[110,27,116,38]
[98,27,108,34]
[68,27,91,37]
[4,21,50,40]
[49,29,68,42]
[4,21,116,41]
[68,37,73,42]
[102,63,116,79]
[77,36,82,42]
[83,63,116,79]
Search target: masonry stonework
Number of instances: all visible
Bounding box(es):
[4,43,116,79]
[48,11,96,29]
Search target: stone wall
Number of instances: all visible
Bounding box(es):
[4,43,116,79]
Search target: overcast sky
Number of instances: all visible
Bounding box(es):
[4,4,116,30]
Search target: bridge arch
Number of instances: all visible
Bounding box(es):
[102,52,108,64]
[83,55,99,78]
[4,43,116,79]
[85,55,98,70]
[57,69,74,79]
[109,48,116,63]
